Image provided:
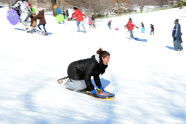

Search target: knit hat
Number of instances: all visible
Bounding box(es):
[175,19,179,23]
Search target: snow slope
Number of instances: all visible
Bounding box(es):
[0,7,186,124]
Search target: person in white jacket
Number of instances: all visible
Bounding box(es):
[12,0,32,30]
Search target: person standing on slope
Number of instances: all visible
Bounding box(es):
[91,15,96,28]
[71,7,86,33]
[150,24,154,35]
[125,18,138,38]
[33,9,48,35]
[141,22,145,33]
[172,19,183,51]
[60,48,110,95]
[88,16,93,28]
[108,20,112,29]
[65,9,69,19]
[12,0,32,31]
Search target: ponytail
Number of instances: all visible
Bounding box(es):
[96,48,110,58]
[97,48,103,54]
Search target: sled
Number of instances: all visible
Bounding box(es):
[134,37,148,42]
[79,89,115,100]
[57,77,115,99]
[14,28,53,36]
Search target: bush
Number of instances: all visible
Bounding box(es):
[177,1,186,9]
[95,14,105,18]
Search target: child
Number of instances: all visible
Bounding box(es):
[150,24,154,35]
[108,20,112,29]
[34,9,48,35]
[141,22,145,33]
[88,16,93,28]
[91,15,96,28]
[56,14,65,24]
[30,12,37,33]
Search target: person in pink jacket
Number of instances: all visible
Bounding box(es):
[88,17,93,28]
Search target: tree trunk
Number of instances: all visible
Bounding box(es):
[51,0,57,16]
[9,0,12,9]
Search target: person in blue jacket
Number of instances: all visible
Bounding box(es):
[172,19,183,51]
[56,7,62,15]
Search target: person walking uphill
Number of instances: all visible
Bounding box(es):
[172,19,183,51]
[91,15,96,28]
[72,7,86,33]
[34,9,48,35]
[125,18,138,38]
[62,49,110,95]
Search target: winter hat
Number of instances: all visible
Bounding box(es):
[175,19,179,23]
[73,7,78,10]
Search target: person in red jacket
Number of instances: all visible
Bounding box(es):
[125,18,138,38]
[72,7,86,33]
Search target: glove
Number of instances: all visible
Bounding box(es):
[99,86,105,92]
[90,90,97,94]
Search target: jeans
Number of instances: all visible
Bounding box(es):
[173,38,183,51]
[77,21,86,32]
[64,79,86,91]
[150,31,154,35]
[130,31,134,38]
[38,24,47,32]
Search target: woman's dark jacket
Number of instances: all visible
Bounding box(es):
[67,55,108,91]
[172,23,182,43]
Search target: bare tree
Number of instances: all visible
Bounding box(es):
[154,0,169,6]
[127,0,158,12]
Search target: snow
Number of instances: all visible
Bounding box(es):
[0,6,186,124]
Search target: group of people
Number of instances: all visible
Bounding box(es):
[124,18,155,38]
[123,18,182,51]
[60,19,183,95]
[8,2,184,95]
[88,15,96,28]
[11,1,183,51]
[12,0,48,35]
[107,18,155,38]
[55,7,69,24]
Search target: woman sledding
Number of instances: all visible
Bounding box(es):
[58,48,110,95]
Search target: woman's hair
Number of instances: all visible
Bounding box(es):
[97,48,110,58]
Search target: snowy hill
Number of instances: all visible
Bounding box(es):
[0,7,186,124]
